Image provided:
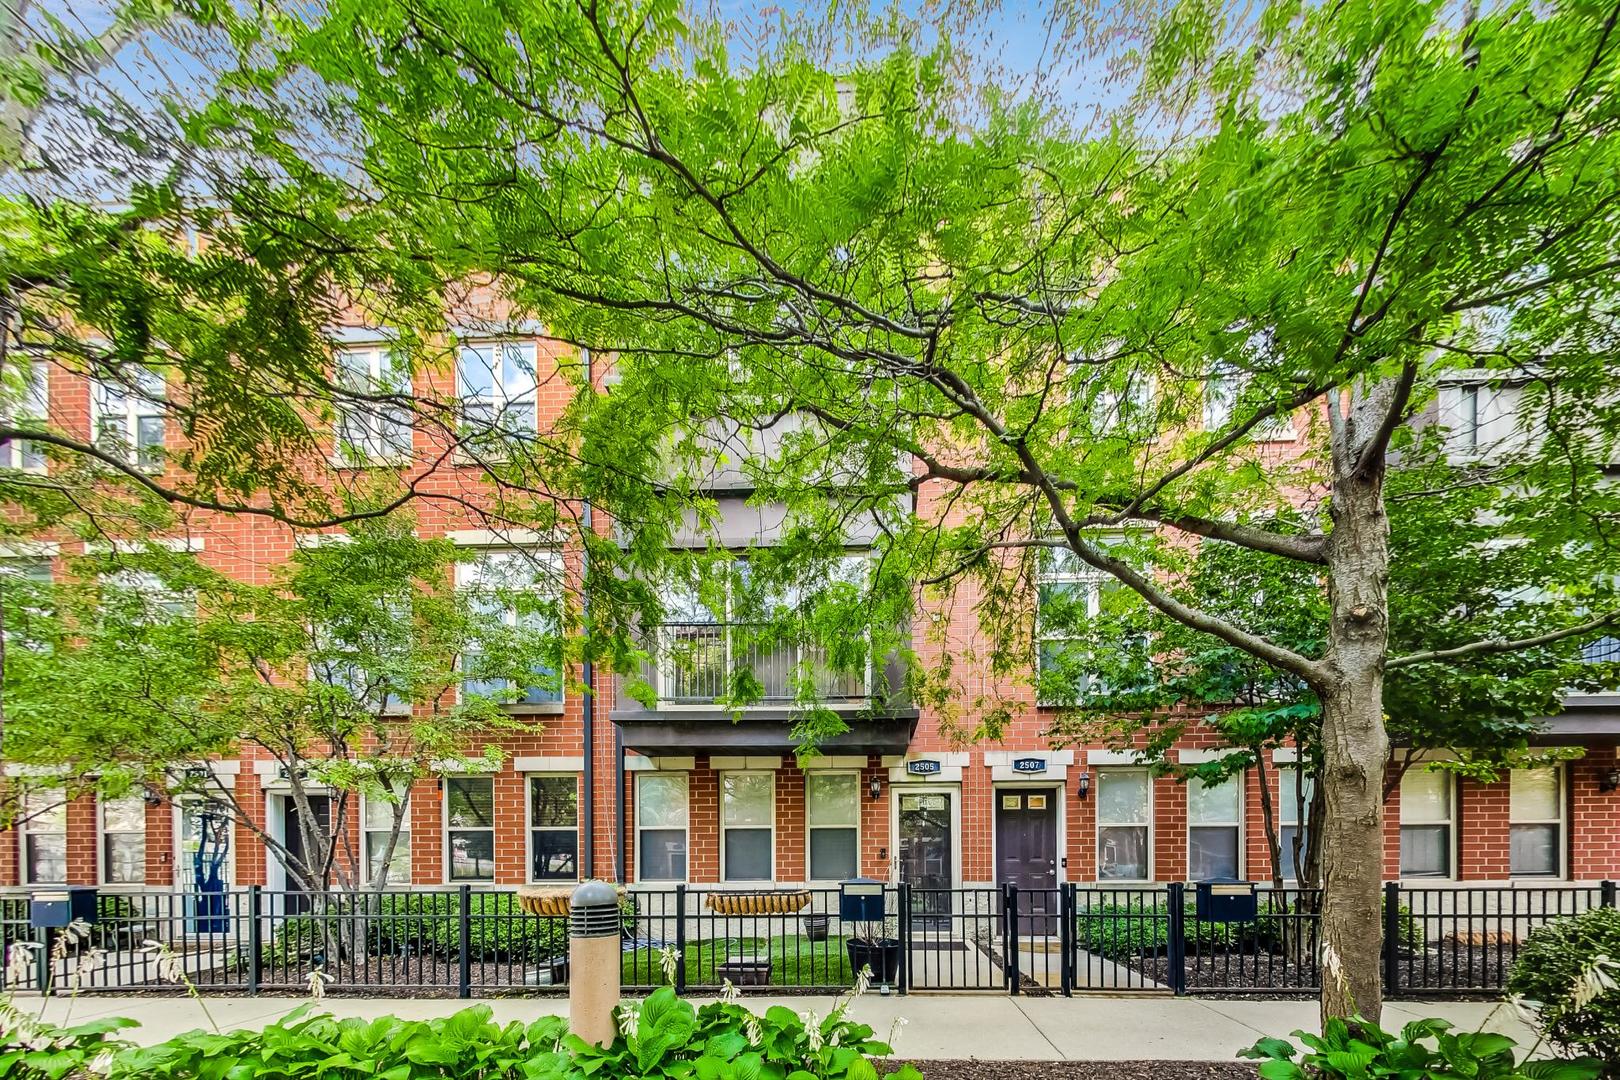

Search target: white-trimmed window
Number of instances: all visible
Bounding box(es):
[1187,775,1242,880]
[721,772,774,881]
[806,772,859,881]
[1089,369,1156,438]
[334,346,412,463]
[528,775,578,882]
[100,795,146,884]
[1097,768,1151,881]
[22,791,67,884]
[102,568,193,623]
[1036,547,1120,704]
[1509,767,1563,878]
[637,773,688,881]
[1399,769,1453,878]
[1277,767,1314,881]
[456,548,562,706]
[1205,365,1294,440]
[362,787,411,885]
[457,341,538,434]
[445,776,495,882]
[1,360,48,471]
[1,557,52,646]
[92,366,166,471]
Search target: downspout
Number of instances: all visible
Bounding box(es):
[580,348,595,880]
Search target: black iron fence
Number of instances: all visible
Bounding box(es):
[3,880,1613,998]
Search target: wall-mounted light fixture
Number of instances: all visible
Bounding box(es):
[1077,770,1092,800]
[1601,768,1620,794]
[869,776,883,801]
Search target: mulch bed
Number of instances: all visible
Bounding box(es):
[1118,945,1509,997]
[885,1062,1257,1080]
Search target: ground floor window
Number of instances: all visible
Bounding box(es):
[721,772,774,881]
[363,788,412,885]
[1187,774,1241,880]
[22,791,67,885]
[529,775,579,881]
[1097,768,1150,881]
[806,772,859,880]
[445,776,495,882]
[100,795,146,884]
[1509,767,1563,877]
[637,773,689,881]
[1277,767,1313,880]
[1399,769,1452,878]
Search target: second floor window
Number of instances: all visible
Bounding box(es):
[363,787,411,885]
[457,549,562,706]
[721,772,774,881]
[1036,547,1121,704]
[93,366,166,471]
[637,773,688,882]
[806,772,859,880]
[458,341,537,435]
[0,360,48,471]
[335,347,412,462]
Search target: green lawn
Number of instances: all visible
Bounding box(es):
[622,934,855,988]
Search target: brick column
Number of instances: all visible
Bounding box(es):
[1068,768,1096,881]
[962,759,992,882]
[145,801,174,886]
[688,761,718,882]
[1382,776,1402,880]
[774,765,805,882]
[1458,777,1509,880]
[66,793,97,885]
[1153,773,1187,882]
[494,764,526,884]
[411,778,444,884]
[1571,751,1620,879]
[860,759,888,880]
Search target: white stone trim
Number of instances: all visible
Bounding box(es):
[1085,749,1147,766]
[983,750,1074,767]
[889,765,964,783]
[1177,749,1238,764]
[431,756,502,774]
[513,755,584,773]
[803,755,866,770]
[710,755,782,771]
[445,528,560,548]
[991,764,1069,783]
[0,763,70,777]
[84,536,204,554]
[0,541,59,558]
[1271,748,1300,764]
[624,754,695,772]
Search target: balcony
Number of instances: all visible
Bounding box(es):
[611,621,916,755]
[656,622,868,705]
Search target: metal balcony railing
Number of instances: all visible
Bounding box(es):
[656,622,869,705]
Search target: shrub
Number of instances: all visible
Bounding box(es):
[1243,1015,1601,1080]
[0,1015,138,1080]
[1507,906,1620,1070]
[369,892,569,962]
[96,991,909,1080]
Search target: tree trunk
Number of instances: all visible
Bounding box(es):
[1318,464,1393,1023]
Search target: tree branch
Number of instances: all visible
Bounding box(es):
[1386,612,1619,669]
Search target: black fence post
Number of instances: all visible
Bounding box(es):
[1004,883,1020,995]
[674,884,687,993]
[1166,882,1187,996]
[1059,883,1075,998]
[1383,881,1401,997]
[897,883,911,995]
[457,885,473,999]
[1602,880,1617,909]
[247,885,262,996]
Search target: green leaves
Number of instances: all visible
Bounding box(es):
[1242,1014,1604,1080]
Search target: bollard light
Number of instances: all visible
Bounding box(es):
[569,880,623,1048]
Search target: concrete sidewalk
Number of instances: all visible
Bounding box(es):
[17,993,1532,1061]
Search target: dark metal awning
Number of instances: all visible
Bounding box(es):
[611,709,918,756]
[1528,695,1620,746]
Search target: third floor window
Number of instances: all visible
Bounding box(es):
[458,341,537,435]
[335,347,412,463]
[0,360,48,471]
[93,366,166,471]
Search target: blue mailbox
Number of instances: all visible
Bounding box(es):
[839,878,886,923]
[29,887,98,929]
[1194,878,1258,924]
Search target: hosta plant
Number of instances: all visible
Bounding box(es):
[1242,1016,1601,1080]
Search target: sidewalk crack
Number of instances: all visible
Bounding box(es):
[1009,997,1068,1061]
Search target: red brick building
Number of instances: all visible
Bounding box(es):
[4,329,1618,898]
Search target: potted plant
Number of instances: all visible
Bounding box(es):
[844,914,901,984]
[803,913,831,941]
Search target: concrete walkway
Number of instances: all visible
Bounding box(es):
[16,993,1533,1061]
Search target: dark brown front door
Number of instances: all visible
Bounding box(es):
[996,790,1058,935]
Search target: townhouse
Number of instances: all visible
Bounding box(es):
[3,328,1618,912]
